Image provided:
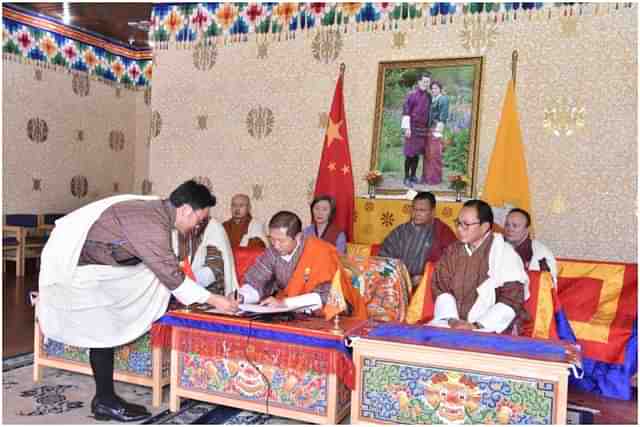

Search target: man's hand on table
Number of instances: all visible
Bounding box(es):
[207,294,239,313]
[447,319,476,330]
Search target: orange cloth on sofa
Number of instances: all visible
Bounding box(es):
[278,237,367,319]
[406,261,436,324]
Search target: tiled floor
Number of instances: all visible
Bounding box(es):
[2,261,637,424]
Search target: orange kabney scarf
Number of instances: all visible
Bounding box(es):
[276,237,367,319]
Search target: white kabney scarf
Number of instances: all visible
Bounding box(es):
[239,218,268,247]
[37,195,172,348]
[432,233,530,333]
[190,219,239,295]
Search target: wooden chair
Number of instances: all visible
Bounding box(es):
[4,214,39,276]
[39,213,65,230]
[3,225,24,276]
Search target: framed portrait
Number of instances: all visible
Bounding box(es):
[370,57,483,197]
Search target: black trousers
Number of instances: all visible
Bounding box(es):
[89,347,115,398]
[405,156,419,179]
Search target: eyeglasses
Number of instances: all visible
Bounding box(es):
[454,219,481,229]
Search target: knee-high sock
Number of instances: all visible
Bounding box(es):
[90,348,115,399]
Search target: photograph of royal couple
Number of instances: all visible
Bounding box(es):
[375,64,477,195]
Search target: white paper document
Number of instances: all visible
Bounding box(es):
[238,303,313,314]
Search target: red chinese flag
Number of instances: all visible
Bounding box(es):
[314,68,354,240]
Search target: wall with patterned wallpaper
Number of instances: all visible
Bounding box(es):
[133,87,154,194]
[3,60,149,215]
[149,9,636,261]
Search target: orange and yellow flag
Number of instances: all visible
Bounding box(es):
[324,269,348,321]
[482,80,532,220]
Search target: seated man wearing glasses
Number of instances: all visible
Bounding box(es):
[428,199,529,334]
[379,191,456,288]
[230,211,366,318]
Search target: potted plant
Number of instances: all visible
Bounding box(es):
[364,170,383,199]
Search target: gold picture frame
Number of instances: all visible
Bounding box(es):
[370,57,483,197]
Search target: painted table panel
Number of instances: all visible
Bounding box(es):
[350,326,574,425]
[360,357,556,424]
[166,313,361,424]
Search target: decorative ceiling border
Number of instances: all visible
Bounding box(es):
[2,4,153,89]
[149,2,634,49]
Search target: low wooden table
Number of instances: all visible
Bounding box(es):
[349,322,580,425]
[155,311,363,424]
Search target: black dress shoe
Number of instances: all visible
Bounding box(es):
[116,395,151,417]
[91,396,150,417]
[91,396,149,422]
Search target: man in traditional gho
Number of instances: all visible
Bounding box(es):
[37,180,236,422]
[222,193,268,248]
[401,72,432,187]
[232,211,366,317]
[504,208,558,284]
[379,191,456,288]
[428,199,529,334]
[178,215,240,296]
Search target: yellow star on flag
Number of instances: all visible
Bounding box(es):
[327,162,337,171]
[341,164,350,175]
[325,118,344,147]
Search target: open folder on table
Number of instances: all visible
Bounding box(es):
[237,303,313,314]
[190,302,313,317]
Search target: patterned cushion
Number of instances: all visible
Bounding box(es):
[340,254,411,322]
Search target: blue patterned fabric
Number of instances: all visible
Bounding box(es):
[368,324,569,361]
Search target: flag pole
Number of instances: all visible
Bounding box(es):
[511,50,518,90]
